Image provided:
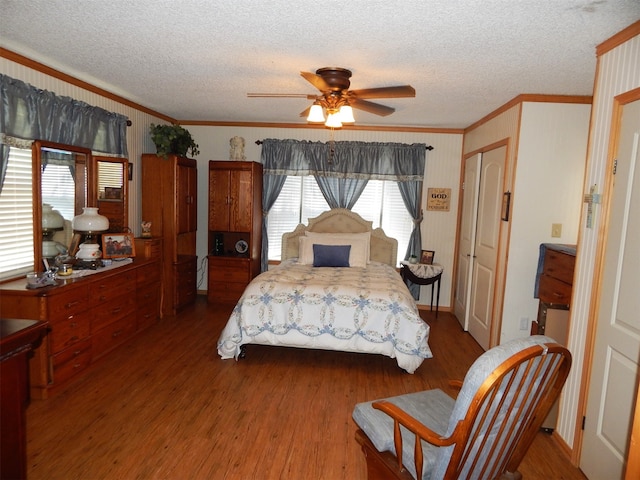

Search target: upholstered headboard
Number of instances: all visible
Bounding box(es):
[281,208,398,267]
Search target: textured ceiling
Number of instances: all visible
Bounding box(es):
[1,1,639,129]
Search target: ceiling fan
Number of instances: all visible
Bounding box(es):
[247,67,415,128]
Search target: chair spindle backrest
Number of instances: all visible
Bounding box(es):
[433,337,571,479]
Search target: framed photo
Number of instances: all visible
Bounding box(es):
[501,191,511,221]
[102,233,136,259]
[420,250,435,265]
[104,187,122,199]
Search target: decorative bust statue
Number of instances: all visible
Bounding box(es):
[229,136,246,161]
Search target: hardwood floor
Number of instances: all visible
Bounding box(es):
[26,297,587,479]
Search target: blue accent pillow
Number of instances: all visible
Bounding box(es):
[313,244,351,267]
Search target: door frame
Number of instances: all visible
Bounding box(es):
[452,138,511,349]
[575,86,640,469]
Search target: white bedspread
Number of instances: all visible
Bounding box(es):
[217,260,432,373]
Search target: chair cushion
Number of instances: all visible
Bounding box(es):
[353,389,455,479]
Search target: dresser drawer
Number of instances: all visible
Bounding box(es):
[542,250,575,285]
[176,283,197,309]
[209,265,250,283]
[137,282,161,306]
[137,300,160,330]
[49,309,91,354]
[92,314,137,360]
[52,338,92,384]
[174,256,197,276]
[91,294,136,332]
[91,274,137,305]
[538,274,573,305]
[134,238,162,259]
[208,281,247,303]
[137,282,161,328]
[48,284,90,319]
[136,262,162,285]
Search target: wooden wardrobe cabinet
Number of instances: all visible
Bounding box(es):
[208,161,262,303]
[141,154,197,316]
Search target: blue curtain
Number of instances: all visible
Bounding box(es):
[313,175,369,209]
[261,139,427,281]
[0,144,8,193]
[397,180,424,299]
[260,139,294,272]
[0,74,129,192]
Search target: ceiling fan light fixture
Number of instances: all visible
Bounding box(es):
[325,111,343,128]
[338,105,355,123]
[307,103,325,123]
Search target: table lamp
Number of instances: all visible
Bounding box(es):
[71,207,109,260]
[41,203,64,258]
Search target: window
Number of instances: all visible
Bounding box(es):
[41,164,75,219]
[268,176,329,261]
[267,176,412,266]
[0,147,34,279]
[352,181,414,264]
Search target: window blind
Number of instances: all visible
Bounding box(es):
[267,176,411,265]
[0,147,35,279]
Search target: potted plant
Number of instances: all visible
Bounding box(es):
[149,123,200,158]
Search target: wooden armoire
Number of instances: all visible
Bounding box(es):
[207,160,263,303]
[141,154,198,316]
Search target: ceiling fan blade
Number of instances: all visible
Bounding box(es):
[300,71,331,92]
[247,93,315,98]
[350,98,395,116]
[349,85,415,99]
[299,106,311,118]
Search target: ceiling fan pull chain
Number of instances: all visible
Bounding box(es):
[328,132,337,166]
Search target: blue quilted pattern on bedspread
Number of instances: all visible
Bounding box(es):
[217,260,433,365]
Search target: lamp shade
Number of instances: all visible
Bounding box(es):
[72,207,109,233]
[338,105,355,123]
[42,203,64,230]
[325,112,343,128]
[307,104,325,123]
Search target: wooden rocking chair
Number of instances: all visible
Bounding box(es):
[353,335,572,480]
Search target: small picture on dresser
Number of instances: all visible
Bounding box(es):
[420,250,435,265]
[102,233,136,259]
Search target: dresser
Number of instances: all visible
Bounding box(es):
[207,161,263,303]
[0,258,161,399]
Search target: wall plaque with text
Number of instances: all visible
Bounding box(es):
[426,188,451,211]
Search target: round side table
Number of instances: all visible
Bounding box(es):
[400,262,444,317]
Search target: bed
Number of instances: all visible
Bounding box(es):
[216,209,433,373]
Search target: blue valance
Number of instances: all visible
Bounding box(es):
[0,74,128,156]
[261,138,425,181]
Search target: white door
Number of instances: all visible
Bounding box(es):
[454,153,481,330]
[581,98,640,479]
[454,147,506,349]
[467,146,506,350]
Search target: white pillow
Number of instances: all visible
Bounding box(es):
[305,231,371,264]
[298,235,368,268]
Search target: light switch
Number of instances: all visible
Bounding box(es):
[551,223,562,238]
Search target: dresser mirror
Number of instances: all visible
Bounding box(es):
[96,156,128,233]
[34,140,93,269]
